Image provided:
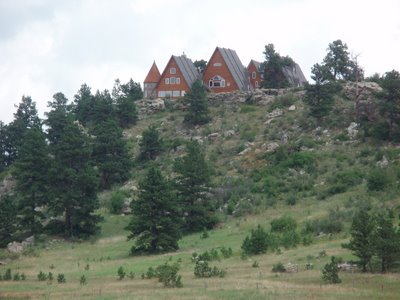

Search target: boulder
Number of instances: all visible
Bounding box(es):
[265,142,280,153]
[288,105,296,111]
[7,242,24,254]
[347,122,359,139]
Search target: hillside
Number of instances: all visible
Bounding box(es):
[1,83,400,299]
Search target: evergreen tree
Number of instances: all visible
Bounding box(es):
[0,121,10,172]
[303,82,341,124]
[322,256,341,284]
[12,127,50,234]
[183,80,211,125]
[373,211,400,273]
[90,118,132,189]
[46,93,100,238]
[376,70,400,141]
[342,208,375,272]
[261,44,294,88]
[139,124,163,160]
[112,79,139,128]
[127,166,181,254]
[73,84,95,127]
[0,195,19,247]
[241,225,270,255]
[6,96,41,164]
[311,40,362,83]
[174,140,216,232]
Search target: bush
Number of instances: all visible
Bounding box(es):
[57,273,66,283]
[155,262,183,288]
[194,261,225,278]
[241,225,270,255]
[109,190,129,214]
[220,246,233,258]
[367,168,391,191]
[3,268,12,281]
[37,271,47,281]
[80,275,87,285]
[117,266,126,280]
[270,216,297,233]
[322,256,341,284]
[272,262,286,273]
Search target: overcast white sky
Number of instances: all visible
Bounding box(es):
[0,0,399,123]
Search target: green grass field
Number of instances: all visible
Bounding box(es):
[1,202,399,300]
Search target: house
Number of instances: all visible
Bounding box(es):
[248,60,307,89]
[202,47,249,93]
[247,60,263,89]
[281,63,307,87]
[153,54,200,98]
[143,61,161,98]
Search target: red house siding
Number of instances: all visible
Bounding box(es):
[248,61,262,89]
[155,57,190,98]
[203,49,239,93]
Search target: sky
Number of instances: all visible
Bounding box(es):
[0,0,399,123]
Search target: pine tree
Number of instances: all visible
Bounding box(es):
[127,166,181,254]
[46,93,100,238]
[322,256,341,284]
[183,80,210,125]
[112,79,139,128]
[0,195,19,247]
[90,119,132,189]
[342,208,375,272]
[174,140,216,233]
[303,82,341,125]
[139,124,163,160]
[373,211,400,273]
[73,84,95,127]
[6,96,41,164]
[12,127,50,234]
[261,44,294,88]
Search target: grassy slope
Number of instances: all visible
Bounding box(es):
[1,91,400,299]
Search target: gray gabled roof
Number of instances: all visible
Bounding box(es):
[282,63,308,87]
[173,55,200,87]
[249,60,262,72]
[217,47,249,91]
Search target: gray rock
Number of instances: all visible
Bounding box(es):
[347,122,359,139]
[7,241,24,254]
[288,105,296,111]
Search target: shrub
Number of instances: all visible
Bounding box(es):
[109,190,129,214]
[145,266,156,279]
[128,272,135,279]
[252,261,259,268]
[13,272,20,281]
[367,168,390,191]
[270,216,297,233]
[80,275,87,285]
[220,246,233,258]
[241,225,270,255]
[117,266,126,280]
[48,272,53,282]
[3,269,12,281]
[322,256,341,284]
[37,271,47,281]
[57,273,66,283]
[272,262,286,273]
[155,262,183,288]
[20,273,26,281]
[194,261,225,278]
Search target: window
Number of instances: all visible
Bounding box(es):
[213,62,222,67]
[252,71,256,79]
[165,78,170,84]
[158,91,166,97]
[170,67,176,74]
[176,77,180,84]
[181,91,186,96]
[173,90,180,97]
[255,81,259,88]
[165,91,172,97]
[209,75,225,88]
[170,77,176,84]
